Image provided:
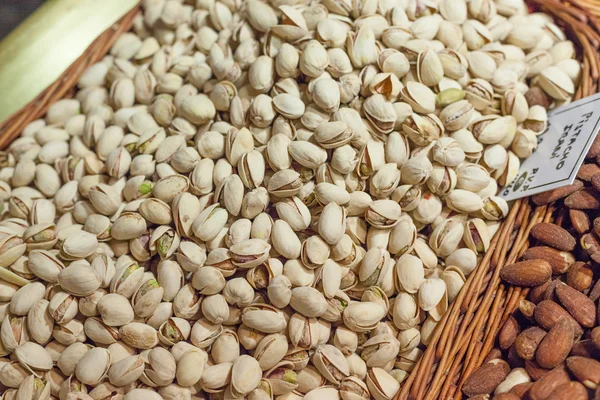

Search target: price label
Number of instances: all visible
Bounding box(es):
[500,93,600,201]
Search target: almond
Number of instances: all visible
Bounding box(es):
[509,382,533,398]
[484,348,503,364]
[524,360,551,381]
[500,260,552,287]
[494,393,519,400]
[569,209,590,234]
[515,327,546,360]
[564,188,600,210]
[546,381,588,400]
[566,262,594,291]
[566,356,600,390]
[577,163,600,181]
[518,299,535,320]
[499,316,520,350]
[534,300,583,336]
[528,365,571,400]
[529,280,551,304]
[592,327,600,350]
[535,318,573,369]
[594,216,600,237]
[591,172,600,192]
[580,232,600,260]
[555,282,597,328]
[570,339,600,358]
[530,223,576,251]
[463,359,511,396]
[589,278,600,303]
[521,246,574,275]
[532,180,583,205]
[586,137,600,159]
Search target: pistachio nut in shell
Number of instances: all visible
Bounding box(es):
[343,302,386,333]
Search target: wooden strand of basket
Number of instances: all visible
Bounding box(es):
[0,5,141,151]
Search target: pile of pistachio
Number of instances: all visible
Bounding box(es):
[0,0,577,398]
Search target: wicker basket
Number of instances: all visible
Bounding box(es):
[398,1,600,399]
[0,1,595,399]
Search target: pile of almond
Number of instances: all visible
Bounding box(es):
[461,137,600,399]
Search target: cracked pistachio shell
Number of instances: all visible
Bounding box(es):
[139,198,171,225]
[192,204,228,242]
[480,196,509,221]
[176,241,206,273]
[400,81,436,114]
[15,341,52,374]
[470,115,516,145]
[429,219,465,257]
[441,266,466,303]
[231,355,262,397]
[388,215,417,256]
[230,238,271,269]
[254,332,288,371]
[343,302,386,333]
[272,220,301,260]
[241,304,287,334]
[97,293,134,326]
[318,202,347,245]
[312,344,349,385]
[463,218,490,254]
[363,94,397,134]
[418,278,448,321]
[15,375,51,400]
[446,189,484,213]
[140,347,176,387]
[191,266,225,295]
[27,299,53,344]
[60,230,98,260]
[111,212,147,241]
[199,361,232,394]
[176,349,207,387]
[10,282,44,316]
[49,291,78,324]
[314,121,354,149]
[108,354,144,387]
[392,292,420,330]
[120,322,159,350]
[362,334,401,368]
[457,163,491,192]
[75,347,111,386]
[365,200,402,229]
[394,254,424,294]
[57,264,102,297]
[275,197,311,231]
[290,287,328,318]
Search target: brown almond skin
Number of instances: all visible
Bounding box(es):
[594,217,600,237]
[509,381,533,397]
[515,327,547,360]
[532,180,584,205]
[555,282,597,328]
[592,173,600,192]
[546,381,589,400]
[566,262,594,291]
[592,327,600,351]
[499,316,520,350]
[578,163,600,181]
[500,260,552,287]
[528,365,572,400]
[534,300,583,336]
[565,188,600,210]
[530,223,576,251]
[570,339,600,358]
[484,348,503,364]
[535,318,574,369]
[567,356,600,390]
[525,360,551,381]
[529,281,551,304]
[493,393,520,400]
[570,209,591,234]
[586,137,600,159]
[590,279,600,303]
[522,246,574,275]
[463,359,511,396]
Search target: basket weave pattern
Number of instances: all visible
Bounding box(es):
[0,1,596,399]
[398,1,600,398]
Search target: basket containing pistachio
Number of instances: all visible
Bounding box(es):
[0,0,592,399]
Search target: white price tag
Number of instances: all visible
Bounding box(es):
[499,93,600,201]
